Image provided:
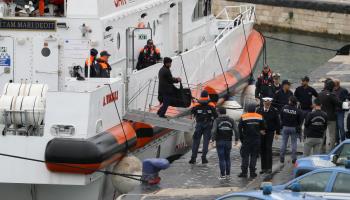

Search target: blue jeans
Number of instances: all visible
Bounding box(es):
[336,112,346,143]
[191,122,212,159]
[216,140,232,176]
[280,126,298,162]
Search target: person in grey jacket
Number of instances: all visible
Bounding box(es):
[212,107,238,180]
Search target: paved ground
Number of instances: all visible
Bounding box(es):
[121,139,300,200]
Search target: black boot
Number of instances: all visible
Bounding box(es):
[202,157,208,164]
[238,172,248,178]
[189,158,196,164]
[250,171,257,178]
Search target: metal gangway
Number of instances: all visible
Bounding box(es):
[124,78,200,133]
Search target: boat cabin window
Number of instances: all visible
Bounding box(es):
[0,0,66,17]
[192,0,212,21]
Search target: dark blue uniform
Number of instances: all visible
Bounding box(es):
[212,114,238,177]
[189,98,217,164]
[280,104,303,163]
[273,89,293,111]
[257,105,280,173]
[238,112,265,177]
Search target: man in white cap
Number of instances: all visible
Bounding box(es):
[257,97,280,174]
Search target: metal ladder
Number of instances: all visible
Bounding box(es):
[123,109,194,133]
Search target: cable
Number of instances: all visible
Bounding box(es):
[0,152,145,182]
[214,45,230,95]
[179,55,190,88]
[241,13,254,81]
[264,35,339,52]
[106,84,129,153]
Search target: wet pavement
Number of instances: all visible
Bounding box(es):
[121,140,299,200]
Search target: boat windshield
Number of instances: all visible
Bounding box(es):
[0,0,66,17]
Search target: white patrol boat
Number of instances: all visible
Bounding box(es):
[0,0,264,199]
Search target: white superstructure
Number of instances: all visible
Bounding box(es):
[0,0,259,199]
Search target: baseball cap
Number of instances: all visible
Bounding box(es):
[100,51,111,57]
[301,76,310,82]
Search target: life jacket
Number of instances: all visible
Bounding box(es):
[85,56,95,67]
[141,46,160,61]
[258,70,273,85]
[97,57,110,70]
[192,97,216,122]
[99,62,108,70]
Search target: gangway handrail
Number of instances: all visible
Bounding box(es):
[214,5,255,43]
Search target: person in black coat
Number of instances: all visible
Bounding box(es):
[257,97,280,174]
[255,65,274,101]
[318,79,342,152]
[294,76,318,113]
[157,57,181,118]
[273,80,293,111]
[334,79,349,143]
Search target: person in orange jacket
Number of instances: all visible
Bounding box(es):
[189,90,218,165]
[136,39,161,70]
[84,48,98,78]
[96,51,112,78]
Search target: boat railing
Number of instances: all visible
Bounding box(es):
[214,4,255,43]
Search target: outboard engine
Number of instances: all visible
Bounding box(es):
[142,158,170,185]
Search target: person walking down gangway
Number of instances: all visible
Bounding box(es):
[294,76,318,117]
[255,65,274,103]
[238,103,266,178]
[189,90,218,165]
[136,39,161,71]
[333,79,349,144]
[273,80,293,112]
[157,57,182,118]
[257,97,280,175]
[303,98,328,156]
[318,79,342,152]
[280,96,303,164]
[212,107,239,180]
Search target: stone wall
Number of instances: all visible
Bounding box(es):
[213,0,350,37]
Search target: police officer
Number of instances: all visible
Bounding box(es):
[280,96,303,164]
[318,79,342,152]
[96,51,112,78]
[238,103,265,178]
[189,90,218,165]
[273,80,293,111]
[294,76,318,114]
[136,39,161,70]
[84,48,98,78]
[304,98,328,156]
[212,107,238,180]
[257,97,280,174]
[255,65,274,101]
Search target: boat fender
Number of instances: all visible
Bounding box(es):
[142,158,170,185]
[241,84,256,107]
[111,156,142,194]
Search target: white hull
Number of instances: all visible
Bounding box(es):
[0,0,261,199]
